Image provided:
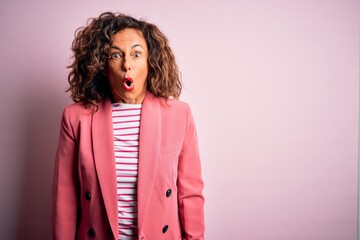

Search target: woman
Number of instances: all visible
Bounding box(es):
[52,12,205,240]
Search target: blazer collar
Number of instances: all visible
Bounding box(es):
[91,92,161,237]
[137,92,161,232]
[91,100,118,238]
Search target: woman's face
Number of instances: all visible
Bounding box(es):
[106,28,149,104]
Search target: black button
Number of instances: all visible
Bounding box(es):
[166,189,172,198]
[162,225,169,233]
[85,192,91,200]
[88,228,96,237]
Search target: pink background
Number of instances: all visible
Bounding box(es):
[0,0,358,239]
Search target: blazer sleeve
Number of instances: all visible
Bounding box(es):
[177,104,205,240]
[51,107,79,240]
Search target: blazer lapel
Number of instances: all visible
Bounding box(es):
[91,100,118,239]
[137,92,161,232]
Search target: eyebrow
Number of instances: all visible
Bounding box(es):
[110,44,144,51]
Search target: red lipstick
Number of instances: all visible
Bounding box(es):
[123,77,134,91]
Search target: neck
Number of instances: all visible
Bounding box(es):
[112,92,145,104]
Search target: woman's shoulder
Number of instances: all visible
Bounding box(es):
[146,91,189,110]
[158,97,189,110]
[61,101,98,123]
[63,102,91,114]
[156,97,193,121]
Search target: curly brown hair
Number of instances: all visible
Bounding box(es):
[67,12,182,107]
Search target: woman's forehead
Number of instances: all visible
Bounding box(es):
[110,29,147,51]
[113,28,144,41]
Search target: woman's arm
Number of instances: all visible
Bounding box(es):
[51,108,80,240]
[177,104,205,240]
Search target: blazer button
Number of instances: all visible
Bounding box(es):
[85,191,91,200]
[166,189,172,198]
[162,225,169,233]
[88,228,96,237]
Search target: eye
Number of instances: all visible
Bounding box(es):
[110,52,122,59]
[133,52,141,58]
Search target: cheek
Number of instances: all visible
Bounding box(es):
[141,62,149,78]
[107,64,116,74]
[106,65,120,79]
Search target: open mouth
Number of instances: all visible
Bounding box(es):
[123,78,134,91]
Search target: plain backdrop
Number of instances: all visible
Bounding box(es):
[0,0,359,239]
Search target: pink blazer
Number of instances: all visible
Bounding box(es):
[52,92,205,240]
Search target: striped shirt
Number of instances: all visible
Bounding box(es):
[112,102,142,240]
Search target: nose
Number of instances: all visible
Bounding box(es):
[122,56,131,71]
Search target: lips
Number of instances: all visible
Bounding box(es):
[123,77,134,91]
